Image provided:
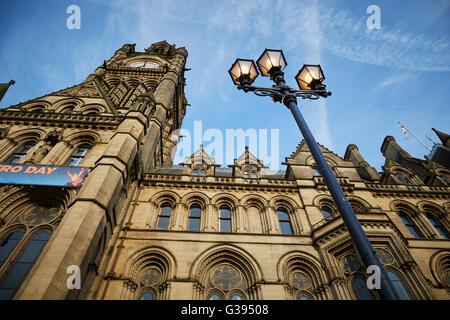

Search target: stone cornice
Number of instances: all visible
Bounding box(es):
[0,109,121,129]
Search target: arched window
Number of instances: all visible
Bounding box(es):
[398,211,422,238]
[67,143,91,166]
[59,105,75,113]
[321,205,334,221]
[388,271,411,300]
[243,165,257,179]
[219,205,232,233]
[230,292,245,300]
[396,173,413,185]
[156,202,172,230]
[140,291,154,300]
[188,204,201,231]
[277,207,293,235]
[8,141,36,163]
[207,291,224,300]
[426,213,448,239]
[0,230,51,300]
[0,230,25,269]
[28,105,45,112]
[85,109,99,116]
[352,276,375,300]
[204,264,248,300]
[296,293,312,300]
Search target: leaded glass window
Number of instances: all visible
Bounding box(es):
[0,230,51,300]
[343,254,362,274]
[291,272,311,290]
[205,264,247,300]
[141,268,162,286]
[23,206,59,226]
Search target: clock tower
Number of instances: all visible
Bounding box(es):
[0,41,188,299]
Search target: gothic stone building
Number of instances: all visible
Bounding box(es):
[0,41,449,300]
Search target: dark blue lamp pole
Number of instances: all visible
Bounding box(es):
[228,49,399,300]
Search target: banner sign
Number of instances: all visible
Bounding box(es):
[0,163,89,188]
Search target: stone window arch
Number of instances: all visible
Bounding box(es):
[26,105,46,112]
[282,254,329,300]
[192,248,260,300]
[348,198,369,213]
[58,103,77,114]
[121,249,174,300]
[430,251,450,289]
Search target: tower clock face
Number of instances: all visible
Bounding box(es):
[128,60,160,69]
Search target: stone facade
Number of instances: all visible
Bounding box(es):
[0,42,448,300]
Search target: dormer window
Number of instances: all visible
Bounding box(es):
[243,165,257,179]
[396,172,413,185]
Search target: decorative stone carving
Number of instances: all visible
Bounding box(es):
[374,248,395,265]
[54,81,101,98]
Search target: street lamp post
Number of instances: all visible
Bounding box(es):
[229,49,400,300]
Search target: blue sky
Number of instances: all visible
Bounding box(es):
[0,0,449,171]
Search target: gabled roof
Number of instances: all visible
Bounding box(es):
[287,139,344,161]
[183,144,215,166]
[234,146,264,167]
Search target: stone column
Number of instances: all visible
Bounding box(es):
[40,140,72,165]
[236,204,248,233]
[204,204,217,232]
[329,278,350,300]
[171,202,185,231]
[264,205,279,234]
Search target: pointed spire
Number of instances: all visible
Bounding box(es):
[432,128,450,147]
[0,80,15,102]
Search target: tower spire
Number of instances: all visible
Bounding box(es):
[432,128,450,147]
